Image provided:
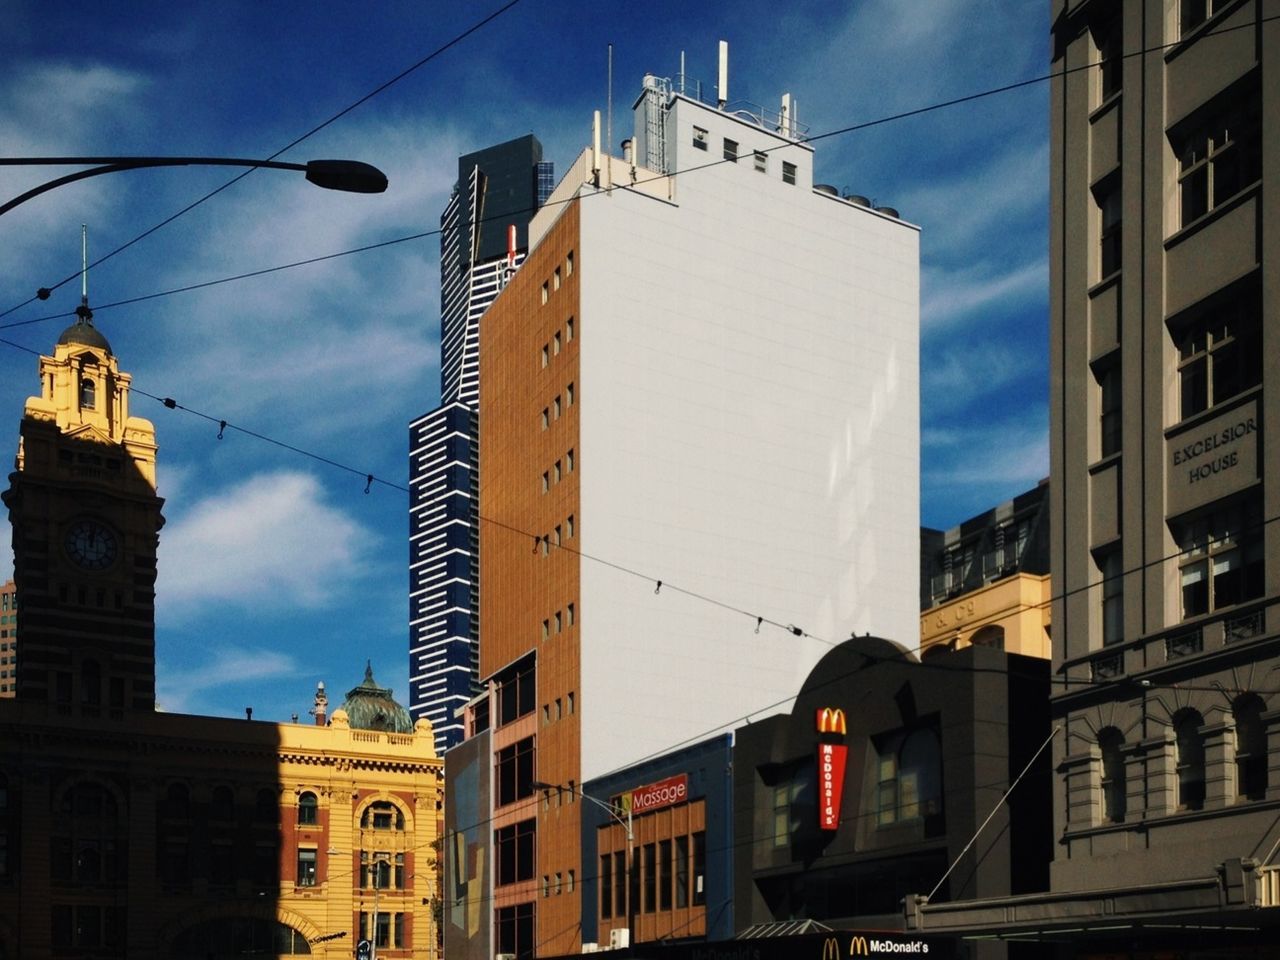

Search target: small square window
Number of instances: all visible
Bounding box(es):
[553,396,562,419]
[542,619,550,640]
[566,251,574,276]
[754,151,767,173]
[555,611,563,633]
[541,409,549,430]
[541,345,549,368]
[693,126,708,151]
[566,318,574,341]
[567,515,575,537]
[554,267,561,290]
[553,332,561,354]
[568,603,575,626]
[554,461,562,482]
[567,382,575,405]
[567,448,575,472]
[724,139,738,162]
[541,471,549,493]
[782,161,796,185]
[541,282,549,305]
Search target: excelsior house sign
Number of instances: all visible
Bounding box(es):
[1166,397,1259,515]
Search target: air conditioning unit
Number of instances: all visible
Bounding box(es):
[497,954,516,960]
[581,944,599,954]
[609,929,630,949]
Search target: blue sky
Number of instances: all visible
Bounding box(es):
[1,0,1049,722]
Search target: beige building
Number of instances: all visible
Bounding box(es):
[1,310,443,959]
[919,482,1051,660]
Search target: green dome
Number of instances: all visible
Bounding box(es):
[340,662,414,733]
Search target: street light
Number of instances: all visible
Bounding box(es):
[0,155,389,217]
[531,780,634,955]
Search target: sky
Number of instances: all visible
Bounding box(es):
[1,0,1050,722]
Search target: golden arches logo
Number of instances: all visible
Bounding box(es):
[820,936,841,960]
[816,707,847,735]
[850,935,869,956]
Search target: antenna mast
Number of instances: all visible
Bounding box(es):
[76,223,93,323]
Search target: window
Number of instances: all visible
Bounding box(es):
[643,842,657,912]
[541,282,549,305]
[659,839,673,910]
[567,251,574,276]
[568,603,575,626]
[1096,547,1123,646]
[567,318,574,341]
[692,126,708,151]
[782,161,797,185]
[567,448,575,472]
[541,344,549,367]
[1175,94,1261,226]
[876,726,943,827]
[495,818,536,886]
[1234,695,1268,801]
[554,611,562,633]
[554,267,561,291]
[1174,497,1264,619]
[1099,728,1126,823]
[54,782,121,886]
[541,618,550,640]
[541,408,549,430]
[1095,176,1121,278]
[296,848,317,886]
[723,138,738,162]
[1094,10,1122,102]
[553,331,561,354]
[675,835,689,908]
[541,471,549,494]
[614,851,628,918]
[495,737,535,807]
[554,460,561,483]
[497,661,535,726]
[1097,360,1121,457]
[554,525,562,546]
[567,691,575,714]
[362,800,404,831]
[753,150,767,173]
[555,871,562,894]
[298,791,318,825]
[569,869,576,892]
[1175,710,1206,810]
[567,514,575,538]
[1181,0,1225,35]
[1174,294,1261,419]
[80,378,96,409]
[692,831,706,906]
[553,395,561,419]
[496,903,535,960]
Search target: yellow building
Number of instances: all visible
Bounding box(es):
[0,309,443,959]
[919,482,1051,660]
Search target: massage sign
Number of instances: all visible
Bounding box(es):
[816,707,849,831]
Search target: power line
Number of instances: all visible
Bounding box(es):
[5,11,1274,333]
[0,0,526,322]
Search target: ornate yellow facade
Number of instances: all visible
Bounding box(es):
[919,572,1051,659]
[1,314,443,959]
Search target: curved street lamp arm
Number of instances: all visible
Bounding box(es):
[0,156,386,217]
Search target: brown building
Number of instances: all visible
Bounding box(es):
[1,311,444,959]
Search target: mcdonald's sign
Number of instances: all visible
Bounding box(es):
[816,707,847,735]
[850,936,869,956]
[821,936,842,960]
[815,705,848,830]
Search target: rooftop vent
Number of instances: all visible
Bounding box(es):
[844,194,871,207]
[815,183,838,196]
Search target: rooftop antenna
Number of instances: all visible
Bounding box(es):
[75,223,93,325]
[607,43,613,174]
[717,40,728,109]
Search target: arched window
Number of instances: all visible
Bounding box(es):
[255,788,278,823]
[1234,695,1268,801]
[80,378,96,409]
[81,659,101,706]
[969,625,1005,650]
[298,791,318,826]
[1174,710,1206,811]
[164,782,190,820]
[210,785,235,822]
[54,782,121,885]
[1099,728,1126,823]
[361,799,405,831]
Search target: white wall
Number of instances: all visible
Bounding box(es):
[575,97,920,779]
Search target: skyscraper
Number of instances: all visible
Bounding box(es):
[445,57,920,959]
[0,580,17,698]
[409,136,553,752]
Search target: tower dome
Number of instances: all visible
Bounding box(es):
[339,661,414,733]
[57,306,113,355]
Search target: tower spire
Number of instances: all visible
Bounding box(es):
[75,223,93,325]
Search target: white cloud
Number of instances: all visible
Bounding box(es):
[156,645,296,714]
[157,470,373,621]
[921,258,1047,331]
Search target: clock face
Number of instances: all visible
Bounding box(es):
[65,520,118,571]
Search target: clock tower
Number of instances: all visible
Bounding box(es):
[2,302,165,712]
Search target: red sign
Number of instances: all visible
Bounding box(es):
[623,774,688,815]
[818,743,848,830]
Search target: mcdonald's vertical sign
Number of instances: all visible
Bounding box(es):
[816,707,848,831]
